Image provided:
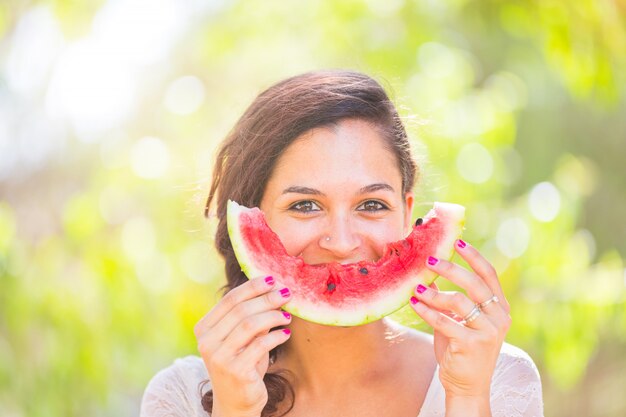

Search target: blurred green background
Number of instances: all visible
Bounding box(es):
[1,0,625,416]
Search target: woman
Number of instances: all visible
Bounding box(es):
[140,70,543,417]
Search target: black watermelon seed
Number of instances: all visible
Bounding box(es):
[415,218,423,226]
[327,282,336,292]
[359,267,368,275]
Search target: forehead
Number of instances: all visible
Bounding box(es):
[268,119,402,190]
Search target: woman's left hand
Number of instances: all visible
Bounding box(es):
[409,239,512,403]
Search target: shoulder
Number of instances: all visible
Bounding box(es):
[144,355,209,393]
[140,355,210,417]
[490,343,544,416]
[493,342,542,382]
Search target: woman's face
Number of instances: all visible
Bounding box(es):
[260,118,414,265]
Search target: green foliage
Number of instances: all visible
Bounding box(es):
[1,1,625,416]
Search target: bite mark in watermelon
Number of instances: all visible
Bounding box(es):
[227,200,465,326]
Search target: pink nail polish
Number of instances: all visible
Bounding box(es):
[282,311,291,320]
[410,296,419,305]
[427,256,439,266]
[279,288,291,298]
[417,284,427,294]
[265,276,275,285]
[457,239,467,249]
[282,328,291,335]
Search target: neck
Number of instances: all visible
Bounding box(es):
[275,318,407,396]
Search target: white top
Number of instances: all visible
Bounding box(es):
[140,342,544,417]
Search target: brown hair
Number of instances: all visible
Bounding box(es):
[200,69,417,416]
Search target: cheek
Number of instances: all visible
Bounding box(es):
[361,221,405,255]
[269,219,319,257]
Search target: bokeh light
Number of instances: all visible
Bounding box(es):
[130,136,171,179]
[46,39,136,141]
[496,217,530,259]
[456,142,494,184]
[528,181,561,222]
[135,252,173,294]
[179,241,214,284]
[121,216,157,261]
[91,0,188,67]
[5,6,64,96]
[164,76,206,115]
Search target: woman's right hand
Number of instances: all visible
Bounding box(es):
[194,275,292,417]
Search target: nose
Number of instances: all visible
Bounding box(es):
[319,212,361,258]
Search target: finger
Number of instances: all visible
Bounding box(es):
[425,256,494,310]
[413,285,490,329]
[423,284,460,321]
[425,257,509,326]
[204,287,292,351]
[236,328,292,371]
[454,240,511,313]
[194,275,277,337]
[428,280,463,320]
[424,282,468,324]
[476,295,505,316]
[429,300,463,322]
[409,296,466,337]
[221,310,292,357]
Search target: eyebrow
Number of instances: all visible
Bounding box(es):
[359,183,395,194]
[282,186,324,195]
[281,183,395,196]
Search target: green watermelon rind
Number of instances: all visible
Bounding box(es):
[227,201,258,281]
[227,200,465,326]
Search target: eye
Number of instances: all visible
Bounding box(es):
[288,200,321,213]
[357,200,389,212]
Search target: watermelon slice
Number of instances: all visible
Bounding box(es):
[227,200,465,326]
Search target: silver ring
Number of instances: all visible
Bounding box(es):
[477,295,499,310]
[461,305,481,325]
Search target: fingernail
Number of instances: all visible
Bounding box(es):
[282,328,291,335]
[457,239,467,249]
[279,288,291,298]
[265,276,275,285]
[410,296,419,305]
[416,284,427,294]
[282,311,291,320]
[427,256,439,266]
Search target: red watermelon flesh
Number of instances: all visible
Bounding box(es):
[227,200,465,326]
